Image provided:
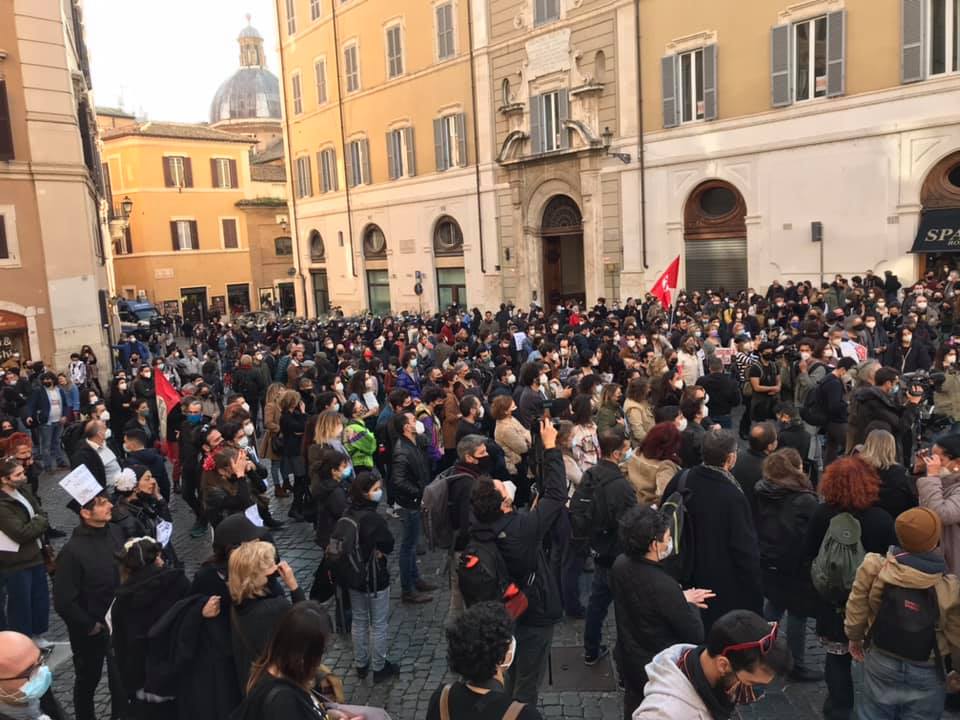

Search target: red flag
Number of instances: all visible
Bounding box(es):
[650,256,680,309]
[154,371,181,444]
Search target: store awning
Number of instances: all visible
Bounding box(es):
[911,209,960,253]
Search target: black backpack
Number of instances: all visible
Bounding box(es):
[800,376,829,427]
[869,583,942,664]
[569,468,613,551]
[61,420,85,456]
[660,470,695,585]
[324,515,372,592]
[458,521,528,620]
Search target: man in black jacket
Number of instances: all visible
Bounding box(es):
[178,398,210,538]
[732,421,777,513]
[468,418,565,703]
[122,427,171,501]
[389,412,437,604]
[68,420,109,489]
[820,356,856,464]
[581,428,638,666]
[661,429,763,632]
[695,356,740,429]
[848,365,923,462]
[53,494,125,720]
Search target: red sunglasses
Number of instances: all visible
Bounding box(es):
[719,622,779,657]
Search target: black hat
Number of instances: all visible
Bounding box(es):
[213,514,268,549]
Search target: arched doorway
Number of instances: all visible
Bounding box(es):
[541,195,585,306]
[914,152,960,279]
[684,180,748,293]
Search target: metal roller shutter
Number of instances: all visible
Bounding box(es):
[684,238,748,293]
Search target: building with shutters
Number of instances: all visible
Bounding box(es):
[639,0,960,293]
[275,0,499,315]
[0,0,112,371]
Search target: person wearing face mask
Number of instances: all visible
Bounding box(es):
[847,366,923,463]
[396,350,422,401]
[934,345,960,425]
[662,430,763,631]
[25,373,69,473]
[747,343,782,423]
[611,505,711,719]
[857,313,888,360]
[232,355,265,430]
[635,609,793,719]
[917,434,960,577]
[202,445,256,531]
[883,326,933,374]
[427,601,541,720]
[0,631,62,720]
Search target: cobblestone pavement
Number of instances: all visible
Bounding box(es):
[35,464,960,720]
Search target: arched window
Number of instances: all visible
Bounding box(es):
[433,216,463,256]
[501,78,511,106]
[309,230,325,262]
[594,50,607,83]
[362,224,387,259]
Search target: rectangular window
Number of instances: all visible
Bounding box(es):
[344,45,360,92]
[291,72,303,115]
[275,237,293,256]
[679,49,705,123]
[314,59,327,104]
[387,128,409,179]
[310,0,321,21]
[0,215,8,259]
[0,79,13,161]
[285,0,296,35]
[222,218,238,249]
[312,270,330,316]
[348,139,369,186]
[540,91,561,151]
[436,114,466,170]
[534,0,560,26]
[437,268,467,309]
[436,3,455,59]
[213,158,234,188]
[227,284,251,315]
[367,269,391,315]
[175,220,194,251]
[794,16,828,101]
[930,0,960,75]
[165,156,186,187]
[295,156,313,197]
[320,149,338,192]
[386,25,404,78]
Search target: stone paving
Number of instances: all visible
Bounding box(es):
[34,463,960,720]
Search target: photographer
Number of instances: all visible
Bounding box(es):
[848,366,923,463]
[934,345,960,425]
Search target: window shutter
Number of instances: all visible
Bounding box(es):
[902,0,925,83]
[189,221,199,250]
[123,225,133,254]
[405,127,416,177]
[0,81,13,161]
[362,139,372,184]
[331,150,339,191]
[229,159,238,188]
[101,163,113,206]
[162,157,173,187]
[826,11,846,97]
[183,157,194,187]
[386,132,397,180]
[455,113,467,166]
[223,219,238,248]
[210,158,220,188]
[557,89,570,149]
[170,221,179,251]
[346,147,355,188]
[433,118,446,171]
[771,25,792,107]
[529,95,543,154]
[703,44,718,120]
[0,216,8,259]
[661,56,678,128]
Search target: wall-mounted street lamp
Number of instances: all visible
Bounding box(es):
[121,196,133,219]
[602,126,631,164]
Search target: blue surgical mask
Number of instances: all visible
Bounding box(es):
[369,488,384,503]
[187,413,202,424]
[341,465,354,480]
[20,665,53,701]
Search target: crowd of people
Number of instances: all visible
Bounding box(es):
[3,265,960,719]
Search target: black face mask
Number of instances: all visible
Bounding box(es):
[474,455,493,475]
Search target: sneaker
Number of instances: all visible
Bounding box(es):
[356,665,369,680]
[415,578,438,592]
[373,661,400,683]
[584,645,610,666]
[401,592,433,605]
[189,523,208,539]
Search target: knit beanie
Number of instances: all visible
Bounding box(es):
[895,507,942,554]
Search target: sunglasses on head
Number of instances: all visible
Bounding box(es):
[719,622,779,657]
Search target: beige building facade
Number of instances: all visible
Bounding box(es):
[0,0,111,369]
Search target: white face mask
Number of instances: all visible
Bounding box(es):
[241,402,250,413]
[244,422,255,436]
[334,383,344,392]
[500,636,517,670]
[477,406,485,420]
[799,351,812,361]
[333,403,341,413]
[100,410,111,422]
[237,436,249,449]
[677,417,688,432]
[656,537,675,561]
[415,420,425,435]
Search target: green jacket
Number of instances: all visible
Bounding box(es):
[595,404,624,435]
[343,420,377,468]
[0,486,48,573]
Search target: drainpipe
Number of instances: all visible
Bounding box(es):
[332,1,358,279]
[467,0,486,274]
[274,0,308,311]
[635,0,649,270]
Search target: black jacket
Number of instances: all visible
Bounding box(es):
[680,422,707,469]
[350,499,395,592]
[309,469,348,547]
[204,474,254,528]
[875,463,918,519]
[392,435,432,509]
[233,676,325,720]
[579,459,637,567]
[447,465,480,551]
[848,386,919,451]
[231,582,306,693]
[233,367,266,403]
[610,555,704,693]
[69,441,107,488]
[695,372,740,416]
[731,449,767,514]
[662,465,763,630]
[819,372,848,424]
[53,522,123,633]
[126,447,170,499]
[280,410,307,458]
[467,448,566,627]
[111,565,191,695]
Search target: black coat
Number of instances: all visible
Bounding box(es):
[310,471,348,547]
[579,459,637,567]
[610,555,703,693]
[232,676,324,720]
[848,386,919,452]
[392,435,432,509]
[125,447,171,499]
[231,582,306,692]
[69,441,107,489]
[351,500,395,592]
[731,449,766,514]
[696,372,740,416]
[111,565,191,696]
[662,465,763,630]
[875,463,918,518]
[53,522,123,634]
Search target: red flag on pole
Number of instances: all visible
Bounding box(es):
[650,255,680,309]
[154,371,181,451]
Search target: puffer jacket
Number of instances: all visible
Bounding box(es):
[634,644,712,719]
[626,454,680,505]
[918,471,960,576]
[845,549,960,660]
[494,416,531,475]
[935,370,960,421]
[0,486,48,573]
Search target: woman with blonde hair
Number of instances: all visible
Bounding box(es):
[261,382,289,497]
[228,540,304,693]
[307,410,353,490]
[856,428,917,518]
[594,383,625,434]
[623,377,655,447]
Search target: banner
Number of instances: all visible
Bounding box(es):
[650,256,680,309]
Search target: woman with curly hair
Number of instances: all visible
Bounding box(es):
[426,601,542,720]
[626,422,682,505]
[804,456,896,720]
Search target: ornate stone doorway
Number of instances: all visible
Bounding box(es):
[541,195,585,306]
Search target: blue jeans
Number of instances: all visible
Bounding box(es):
[38,422,67,470]
[398,508,422,593]
[859,649,945,720]
[4,564,50,636]
[584,565,614,657]
[348,587,390,671]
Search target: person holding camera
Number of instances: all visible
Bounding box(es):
[848,366,923,463]
[747,343,782,422]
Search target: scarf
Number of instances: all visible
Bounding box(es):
[703,465,743,493]
[676,646,734,720]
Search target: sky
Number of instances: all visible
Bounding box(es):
[83,0,279,124]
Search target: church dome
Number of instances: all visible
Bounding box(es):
[210,19,281,125]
